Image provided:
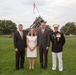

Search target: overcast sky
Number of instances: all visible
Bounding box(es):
[0,0,76,29]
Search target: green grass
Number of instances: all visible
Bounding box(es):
[0,36,76,75]
[0,35,10,38]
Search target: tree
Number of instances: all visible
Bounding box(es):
[66,24,76,35]
[60,22,76,35]
[46,25,53,32]
[0,20,17,35]
[60,26,67,33]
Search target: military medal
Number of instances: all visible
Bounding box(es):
[56,33,61,41]
[52,34,56,44]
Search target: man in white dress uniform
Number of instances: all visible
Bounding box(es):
[50,24,65,71]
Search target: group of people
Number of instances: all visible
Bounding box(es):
[14,21,65,71]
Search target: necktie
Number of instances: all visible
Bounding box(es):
[20,31,23,39]
[42,30,44,35]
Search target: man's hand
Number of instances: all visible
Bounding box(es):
[46,47,49,50]
[15,48,18,52]
[25,48,27,50]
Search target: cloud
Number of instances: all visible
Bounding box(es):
[0,0,76,29]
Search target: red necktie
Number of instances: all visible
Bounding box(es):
[42,30,44,35]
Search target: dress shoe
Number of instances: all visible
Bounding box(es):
[52,67,56,70]
[59,68,63,71]
[40,65,43,69]
[44,65,47,69]
[32,66,34,70]
[20,66,24,69]
[29,66,31,69]
[16,68,20,70]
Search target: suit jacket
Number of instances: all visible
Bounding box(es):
[50,31,65,52]
[37,28,50,49]
[14,31,27,51]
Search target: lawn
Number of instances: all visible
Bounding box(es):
[0,36,76,75]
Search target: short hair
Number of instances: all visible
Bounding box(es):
[18,24,23,26]
[41,20,47,24]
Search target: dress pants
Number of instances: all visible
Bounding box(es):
[39,46,48,68]
[16,50,25,69]
[52,52,63,70]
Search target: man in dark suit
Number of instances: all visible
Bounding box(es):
[37,20,50,69]
[14,24,26,70]
[50,24,65,71]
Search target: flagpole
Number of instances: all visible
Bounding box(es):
[33,2,40,16]
[35,5,40,16]
[33,3,35,14]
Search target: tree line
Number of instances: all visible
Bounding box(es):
[0,20,17,35]
[0,19,76,35]
[60,22,76,35]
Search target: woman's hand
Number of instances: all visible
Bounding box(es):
[29,47,34,51]
[30,47,36,51]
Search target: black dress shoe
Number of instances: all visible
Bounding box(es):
[44,65,47,69]
[20,67,25,69]
[41,66,43,69]
[16,68,20,70]
[40,63,43,69]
